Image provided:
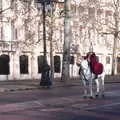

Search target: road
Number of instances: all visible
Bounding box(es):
[0,83,119,119]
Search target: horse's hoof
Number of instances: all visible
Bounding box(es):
[89,96,94,99]
[95,94,99,98]
[83,96,87,99]
[102,94,105,98]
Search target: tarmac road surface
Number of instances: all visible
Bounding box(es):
[0,83,119,119]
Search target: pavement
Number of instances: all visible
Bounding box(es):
[0,75,119,92]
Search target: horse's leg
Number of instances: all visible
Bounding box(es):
[81,78,88,98]
[96,75,105,98]
[95,78,100,98]
[101,75,105,98]
[89,78,93,99]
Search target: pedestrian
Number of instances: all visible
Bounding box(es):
[40,62,52,88]
[45,64,52,88]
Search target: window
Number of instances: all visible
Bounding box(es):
[106,56,110,64]
[20,55,28,74]
[88,7,95,20]
[117,57,120,62]
[117,57,120,73]
[71,4,76,15]
[105,10,112,24]
[97,9,103,23]
[70,56,74,64]
[96,56,99,62]
[78,6,85,16]
[54,56,61,73]
[11,20,16,41]
[37,55,44,73]
[0,55,10,75]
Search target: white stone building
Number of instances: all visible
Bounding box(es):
[0,0,120,81]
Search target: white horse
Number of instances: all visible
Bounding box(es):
[79,56,105,99]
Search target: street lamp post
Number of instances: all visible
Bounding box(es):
[36,0,52,87]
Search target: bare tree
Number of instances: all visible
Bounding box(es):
[95,0,120,75]
[72,0,120,75]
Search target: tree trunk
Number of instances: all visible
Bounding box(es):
[50,7,54,81]
[61,0,71,82]
[111,7,119,75]
[111,33,117,75]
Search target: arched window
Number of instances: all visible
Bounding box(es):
[54,55,61,73]
[0,54,10,75]
[20,55,28,74]
[37,55,44,73]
